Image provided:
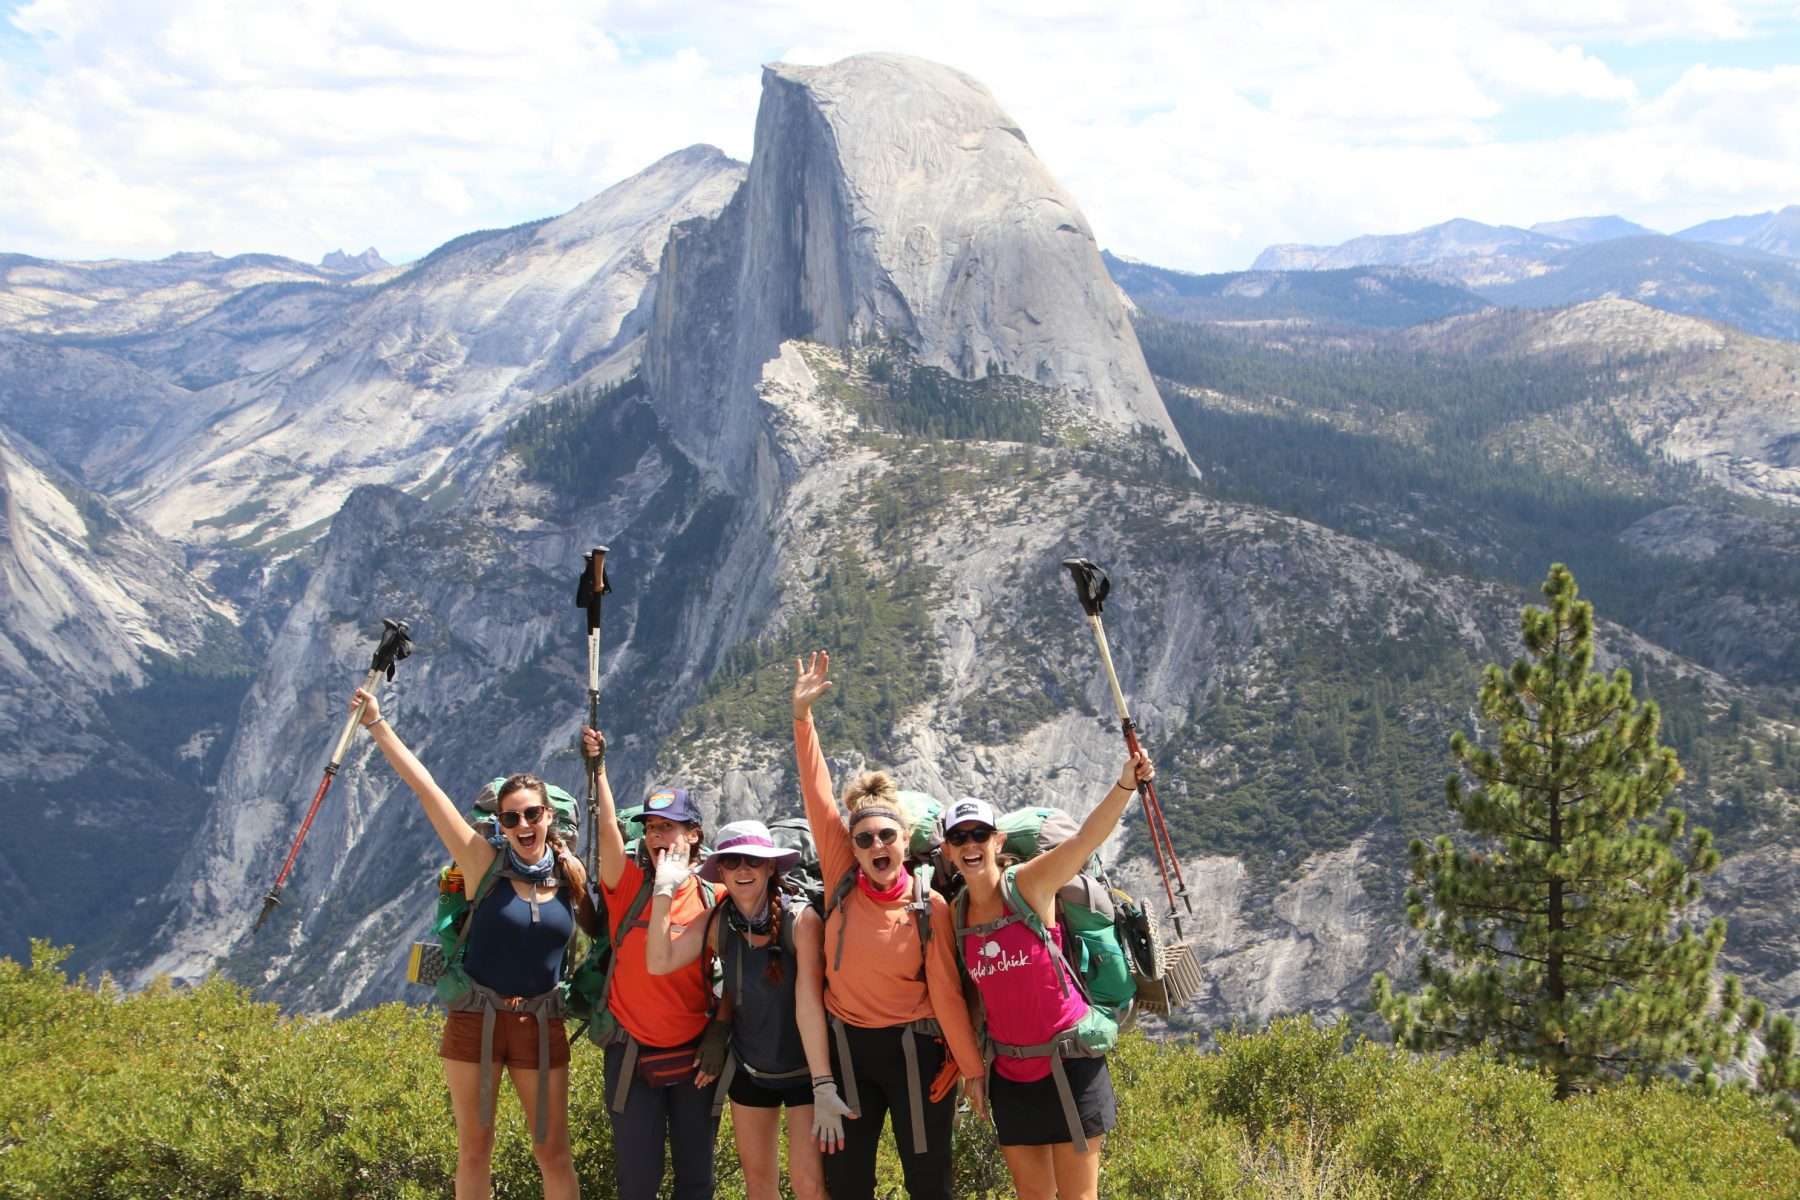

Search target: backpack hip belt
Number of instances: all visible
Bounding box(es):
[710,1050,814,1119]
[990,1026,1103,1154]
[449,981,565,1143]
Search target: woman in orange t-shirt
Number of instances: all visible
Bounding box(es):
[791,651,986,1200]
[580,727,720,1200]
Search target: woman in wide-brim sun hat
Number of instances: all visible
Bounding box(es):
[646,819,840,1200]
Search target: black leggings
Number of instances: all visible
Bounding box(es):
[824,1022,957,1200]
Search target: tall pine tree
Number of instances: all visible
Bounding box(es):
[1374,564,1750,1097]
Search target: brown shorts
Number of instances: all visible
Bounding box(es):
[439,1010,571,1070]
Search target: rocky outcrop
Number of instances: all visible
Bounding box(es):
[319,248,390,276]
[0,424,232,750]
[646,54,1185,490]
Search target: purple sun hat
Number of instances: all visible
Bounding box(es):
[698,819,802,882]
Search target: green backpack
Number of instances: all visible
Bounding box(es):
[899,790,943,863]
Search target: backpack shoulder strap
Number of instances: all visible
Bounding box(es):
[615,871,656,944]
[1000,864,1053,944]
[949,889,973,975]
[452,853,507,958]
[778,895,804,960]
[911,865,934,946]
[825,869,858,915]
[1003,865,1089,1002]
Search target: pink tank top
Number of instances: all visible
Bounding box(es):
[961,899,1089,1083]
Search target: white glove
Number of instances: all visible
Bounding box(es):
[811,1078,854,1153]
[652,847,690,897]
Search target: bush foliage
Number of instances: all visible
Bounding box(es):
[3,946,1794,1199]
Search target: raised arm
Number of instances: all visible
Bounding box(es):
[356,688,494,884]
[581,726,628,891]
[1015,750,1154,924]
[643,848,711,976]
[793,652,853,887]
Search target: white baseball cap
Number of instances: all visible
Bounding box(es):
[943,798,999,830]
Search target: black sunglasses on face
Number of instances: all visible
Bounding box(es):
[944,825,996,847]
[852,827,902,850]
[714,853,763,872]
[497,806,549,829]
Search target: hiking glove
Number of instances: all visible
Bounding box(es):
[811,1078,854,1152]
[652,849,689,897]
[696,1018,731,1079]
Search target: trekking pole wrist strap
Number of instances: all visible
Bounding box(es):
[1112,781,1134,794]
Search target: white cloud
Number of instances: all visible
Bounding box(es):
[0,0,1793,270]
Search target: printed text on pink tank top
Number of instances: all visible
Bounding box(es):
[967,937,1034,980]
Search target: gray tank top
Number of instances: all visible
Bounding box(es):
[719,897,809,1078]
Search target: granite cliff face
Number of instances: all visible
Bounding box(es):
[123,146,745,551]
[647,54,1183,491]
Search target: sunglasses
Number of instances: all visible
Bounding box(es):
[944,825,996,847]
[852,827,902,850]
[497,806,549,829]
[718,853,774,872]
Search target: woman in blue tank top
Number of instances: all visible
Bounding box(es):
[644,819,847,1200]
[356,687,599,1200]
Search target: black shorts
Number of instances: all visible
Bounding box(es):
[728,1065,814,1109]
[989,1055,1117,1147]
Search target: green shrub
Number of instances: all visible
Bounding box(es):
[2,946,1794,1199]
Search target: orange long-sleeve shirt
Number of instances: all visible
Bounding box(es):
[795,714,983,1079]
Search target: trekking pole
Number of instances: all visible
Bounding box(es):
[575,546,611,879]
[1062,558,1192,937]
[254,618,413,931]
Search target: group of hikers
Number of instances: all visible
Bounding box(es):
[356,649,1154,1200]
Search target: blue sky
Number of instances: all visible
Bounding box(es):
[1,1,1796,271]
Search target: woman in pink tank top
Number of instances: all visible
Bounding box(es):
[946,751,1153,1200]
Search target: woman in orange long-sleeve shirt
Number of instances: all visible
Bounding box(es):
[791,650,986,1200]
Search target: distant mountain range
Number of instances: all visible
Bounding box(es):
[1102,252,1488,329]
[1123,207,1800,342]
[1255,207,1800,272]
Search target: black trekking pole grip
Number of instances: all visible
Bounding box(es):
[576,547,612,877]
[1063,560,1131,723]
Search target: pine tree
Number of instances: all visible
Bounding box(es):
[1374,564,1751,1098]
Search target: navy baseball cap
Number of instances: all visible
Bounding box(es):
[642,785,704,826]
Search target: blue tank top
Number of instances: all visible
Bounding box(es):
[720,899,809,1078]
[462,878,574,997]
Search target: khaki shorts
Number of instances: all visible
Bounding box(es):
[439,1010,571,1070]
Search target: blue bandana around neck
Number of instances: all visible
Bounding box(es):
[494,837,556,885]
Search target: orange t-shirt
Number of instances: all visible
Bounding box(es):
[601,857,717,1048]
[795,715,983,1079]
